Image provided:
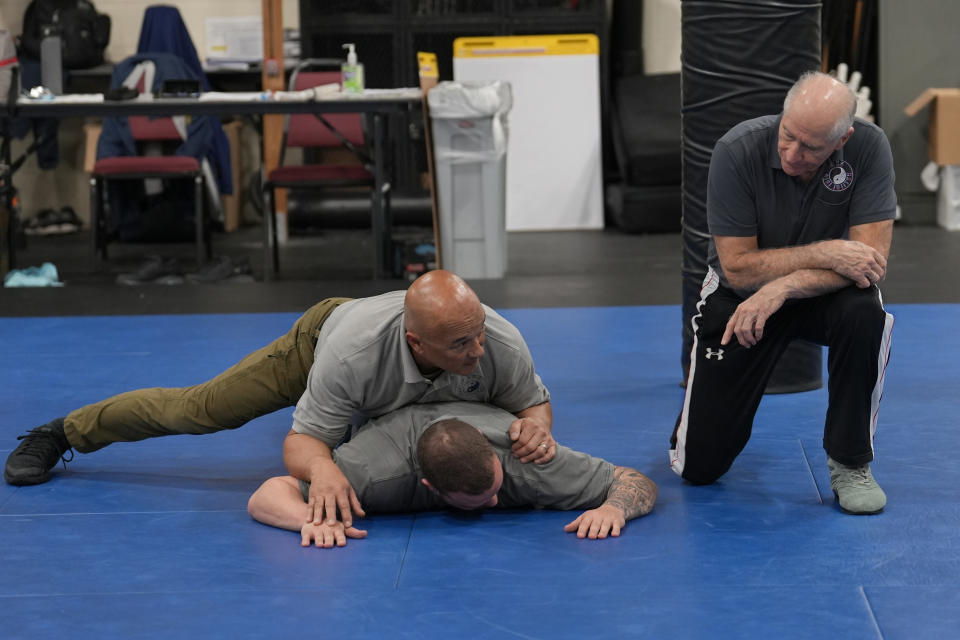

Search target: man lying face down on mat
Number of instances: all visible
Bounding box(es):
[248,401,657,548]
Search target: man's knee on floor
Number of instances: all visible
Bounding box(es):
[682,464,727,486]
[674,453,731,485]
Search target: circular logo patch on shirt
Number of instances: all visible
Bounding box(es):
[822,161,854,192]
[457,375,484,396]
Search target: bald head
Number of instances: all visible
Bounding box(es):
[404,270,482,334]
[777,71,858,181]
[783,71,857,142]
[404,270,486,376]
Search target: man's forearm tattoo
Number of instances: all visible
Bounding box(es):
[605,467,657,519]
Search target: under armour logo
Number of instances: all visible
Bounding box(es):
[705,348,724,360]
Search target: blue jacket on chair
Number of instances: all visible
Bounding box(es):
[95,52,232,195]
[137,5,211,92]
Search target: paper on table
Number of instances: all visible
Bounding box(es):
[19,93,104,104]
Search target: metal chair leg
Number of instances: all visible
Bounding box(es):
[88,176,102,271]
[193,174,205,267]
[263,184,276,280]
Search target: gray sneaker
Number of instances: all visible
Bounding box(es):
[827,456,886,515]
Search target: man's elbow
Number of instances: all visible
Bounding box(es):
[247,483,268,522]
[719,262,754,291]
[247,477,291,525]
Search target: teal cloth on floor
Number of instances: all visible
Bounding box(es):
[3,262,64,287]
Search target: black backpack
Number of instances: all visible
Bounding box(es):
[19,0,111,70]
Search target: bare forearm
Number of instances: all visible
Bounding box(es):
[720,222,892,293]
[283,430,336,481]
[769,267,852,301]
[604,466,657,520]
[725,242,840,291]
[516,401,553,431]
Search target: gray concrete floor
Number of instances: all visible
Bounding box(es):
[2,220,959,318]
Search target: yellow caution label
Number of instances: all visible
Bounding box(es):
[417,51,439,78]
[453,34,598,58]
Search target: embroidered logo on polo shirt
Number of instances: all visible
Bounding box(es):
[822,161,854,192]
[456,375,484,395]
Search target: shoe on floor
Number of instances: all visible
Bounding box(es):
[827,456,886,515]
[4,418,73,486]
[22,207,82,236]
[54,206,82,234]
[186,255,253,284]
[23,208,60,236]
[116,255,182,286]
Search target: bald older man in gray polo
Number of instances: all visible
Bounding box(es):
[284,270,555,528]
[669,71,896,515]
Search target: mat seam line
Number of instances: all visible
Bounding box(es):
[394,513,416,591]
[798,438,823,505]
[0,509,247,517]
[859,585,885,639]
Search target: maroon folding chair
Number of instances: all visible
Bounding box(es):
[262,59,386,279]
[89,62,208,270]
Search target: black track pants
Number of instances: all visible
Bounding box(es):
[670,268,894,484]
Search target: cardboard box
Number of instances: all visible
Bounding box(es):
[904,88,960,165]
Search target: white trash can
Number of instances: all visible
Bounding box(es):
[428,80,512,279]
[938,165,960,231]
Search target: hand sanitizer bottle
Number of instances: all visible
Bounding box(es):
[341,43,364,94]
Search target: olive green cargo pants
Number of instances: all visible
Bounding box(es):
[65,298,350,453]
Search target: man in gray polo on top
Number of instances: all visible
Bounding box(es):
[6,271,557,531]
[283,270,554,528]
[669,71,897,515]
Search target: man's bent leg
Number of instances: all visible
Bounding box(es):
[815,286,893,466]
[792,286,891,514]
[65,298,351,453]
[670,274,793,484]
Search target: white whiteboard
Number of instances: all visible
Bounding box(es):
[454,43,603,231]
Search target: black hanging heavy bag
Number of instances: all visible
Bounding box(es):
[19,0,111,69]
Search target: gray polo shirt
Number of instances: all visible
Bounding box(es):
[299,402,615,513]
[706,114,897,289]
[291,291,550,447]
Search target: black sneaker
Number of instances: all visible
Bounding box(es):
[116,255,183,286]
[186,256,254,284]
[54,206,82,234]
[4,418,73,486]
[23,208,60,236]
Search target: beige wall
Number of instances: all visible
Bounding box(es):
[1,0,300,65]
[644,0,682,74]
[1,1,298,227]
